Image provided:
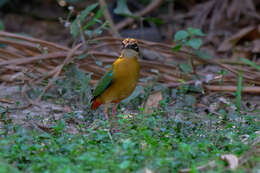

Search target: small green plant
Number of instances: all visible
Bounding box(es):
[235,57,260,113]
[173,27,211,74]
[52,64,92,109]
[236,71,243,113]
[0,106,12,136]
[240,57,260,72]
[173,27,204,51]
[69,3,108,39]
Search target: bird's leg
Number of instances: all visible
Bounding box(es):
[111,103,120,133]
[104,103,113,130]
[104,104,109,120]
[112,103,118,120]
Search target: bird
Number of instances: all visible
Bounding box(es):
[91,38,140,120]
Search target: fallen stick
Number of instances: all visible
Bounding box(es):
[0,31,69,51]
[0,51,81,66]
[204,85,260,93]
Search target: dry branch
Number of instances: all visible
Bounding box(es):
[1,31,260,99]
[0,31,69,51]
[115,0,164,30]
[204,85,260,93]
[99,0,121,38]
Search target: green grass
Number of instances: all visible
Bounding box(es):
[0,107,259,172]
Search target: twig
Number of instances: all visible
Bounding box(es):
[0,31,69,51]
[115,0,164,30]
[167,75,223,87]
[0,48,26,59]
[0,51,81,67]
[0,37,42,52]
[204,85,260,93]
[99,0,121,38]
[1,32,260,95]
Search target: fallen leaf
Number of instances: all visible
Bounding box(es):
[220,154,239,170]
[145,91,163,114]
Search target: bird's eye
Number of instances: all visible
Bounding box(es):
[130,43,139,52]
[131,43,137,49]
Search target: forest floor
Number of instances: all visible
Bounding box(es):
[0,0,260,172]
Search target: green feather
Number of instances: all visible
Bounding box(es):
[92,68,113,98]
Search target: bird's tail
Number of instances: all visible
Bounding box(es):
[91,98,102,110]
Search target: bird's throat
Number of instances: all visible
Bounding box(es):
[121,49,139,59]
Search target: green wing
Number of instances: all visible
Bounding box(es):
[92,68,113,99]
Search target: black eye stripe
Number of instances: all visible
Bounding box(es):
[129,44,139,52]
[122,42,139,52]
[130,44,137,48]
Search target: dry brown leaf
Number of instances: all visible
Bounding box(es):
[220,154,239,170]
[145,91,163,114]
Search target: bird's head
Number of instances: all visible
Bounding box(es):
[121,38,139,58]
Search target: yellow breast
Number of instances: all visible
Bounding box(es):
[99,56,140,103]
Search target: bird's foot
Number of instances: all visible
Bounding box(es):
[104,103,121,133]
